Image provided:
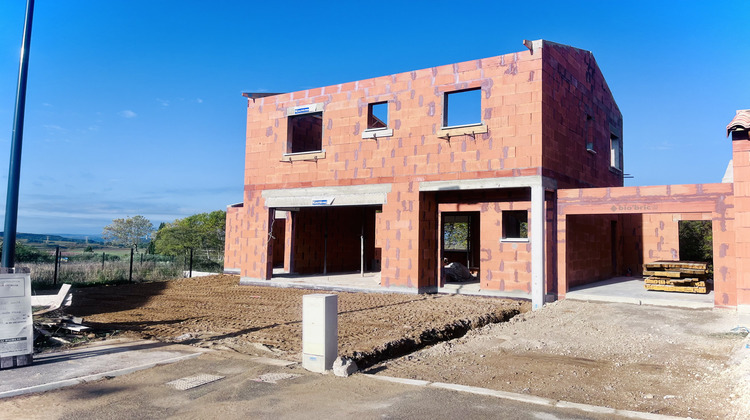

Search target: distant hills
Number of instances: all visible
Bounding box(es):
[0,232,104,245]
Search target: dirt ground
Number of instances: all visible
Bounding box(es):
[66,275,525,365]
[369,299,750,419]
[62,276,750,419]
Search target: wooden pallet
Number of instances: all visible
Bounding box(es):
[642,269,707,278]
[645,284,707,294]
[643,261,708,271]
[644,277,706,287]
[642,261,710,294]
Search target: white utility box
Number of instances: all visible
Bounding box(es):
[302,294,338,372]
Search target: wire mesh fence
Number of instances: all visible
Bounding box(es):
[23,248,224,289]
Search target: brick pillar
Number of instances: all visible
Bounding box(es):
[732,139,750,309]
[556,213,568,298]
[380,181,435,291]
[240,189,272,281]
[284,211,294,273]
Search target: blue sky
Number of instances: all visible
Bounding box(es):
[0,1,748,235]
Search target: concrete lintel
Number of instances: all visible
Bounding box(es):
[262,183,392,208]
[419,175,556,192]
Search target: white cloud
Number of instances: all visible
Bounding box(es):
[43,124,66,132]
[156,98,170,107]
[195,98,203,104]
[119,110,137,118]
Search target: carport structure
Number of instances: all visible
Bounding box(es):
[556,183,736,308]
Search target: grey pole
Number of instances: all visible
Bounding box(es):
[2,0,35,268]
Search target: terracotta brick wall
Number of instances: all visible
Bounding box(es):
[239,190,272,280]
[732,139,750,307]
[565,214,617,288]
[243,49,545,192]
[642,214,679,262]
[224,204,245,271]
[541,44,623,189]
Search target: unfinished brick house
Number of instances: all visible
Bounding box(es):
[225,39,750,312]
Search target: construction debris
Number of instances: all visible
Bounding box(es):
[31,284,72,315]
[643,261,710,294]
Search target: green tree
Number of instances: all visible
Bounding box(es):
[153,210,226,257]
[102,215,154,252]
[443,221,468,250]
[679,220,713,263]
[0,241,54,263]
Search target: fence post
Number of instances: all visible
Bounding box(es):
[53,245,59,285]
[188,248,193,278]
[101,252,105,270]
[129,247,134,283]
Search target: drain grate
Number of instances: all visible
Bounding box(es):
[253,372,301,384]
[167,374,225,390]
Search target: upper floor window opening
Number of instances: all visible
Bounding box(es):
[610,133,622,171]
[443,88,482,128]
[288,111,323,154]
[367,102,388,129]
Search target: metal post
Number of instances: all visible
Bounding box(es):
[128,247,134,283]
[361,221,364,277]
[323,212,327,275]
[188,248,193,278]
[53,245,59,285]
[2,0,35,269]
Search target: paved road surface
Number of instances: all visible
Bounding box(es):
[0,345,635,420]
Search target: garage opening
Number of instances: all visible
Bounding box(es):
[277,206,380,277]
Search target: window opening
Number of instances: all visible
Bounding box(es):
[503,210,528,239]
[443,88,481,128]
[288,112,323,154]
[367,102,388,129]
[586,115,595,152]
[610,133,622,170]
[443,214,470,251]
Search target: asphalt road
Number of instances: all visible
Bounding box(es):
[0,348,652,420]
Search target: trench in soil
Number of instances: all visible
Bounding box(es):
[352,308,522,370]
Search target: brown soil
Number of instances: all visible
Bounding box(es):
[369,299,749,419]
[63,276,750,419]
[66,275,526,366]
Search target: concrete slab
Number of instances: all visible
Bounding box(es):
[566,277,713,309]
[0,339,203,399]
[243,270,397,294]
[252,269,532,300]
[439,281,531,299]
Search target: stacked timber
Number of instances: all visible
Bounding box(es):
[643,261,709,294]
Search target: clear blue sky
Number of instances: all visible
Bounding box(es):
[0,1,748,235]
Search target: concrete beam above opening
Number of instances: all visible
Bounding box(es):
[262,183,392,208]
[419,175,557,192]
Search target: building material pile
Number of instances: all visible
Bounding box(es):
[643,261,709,294]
